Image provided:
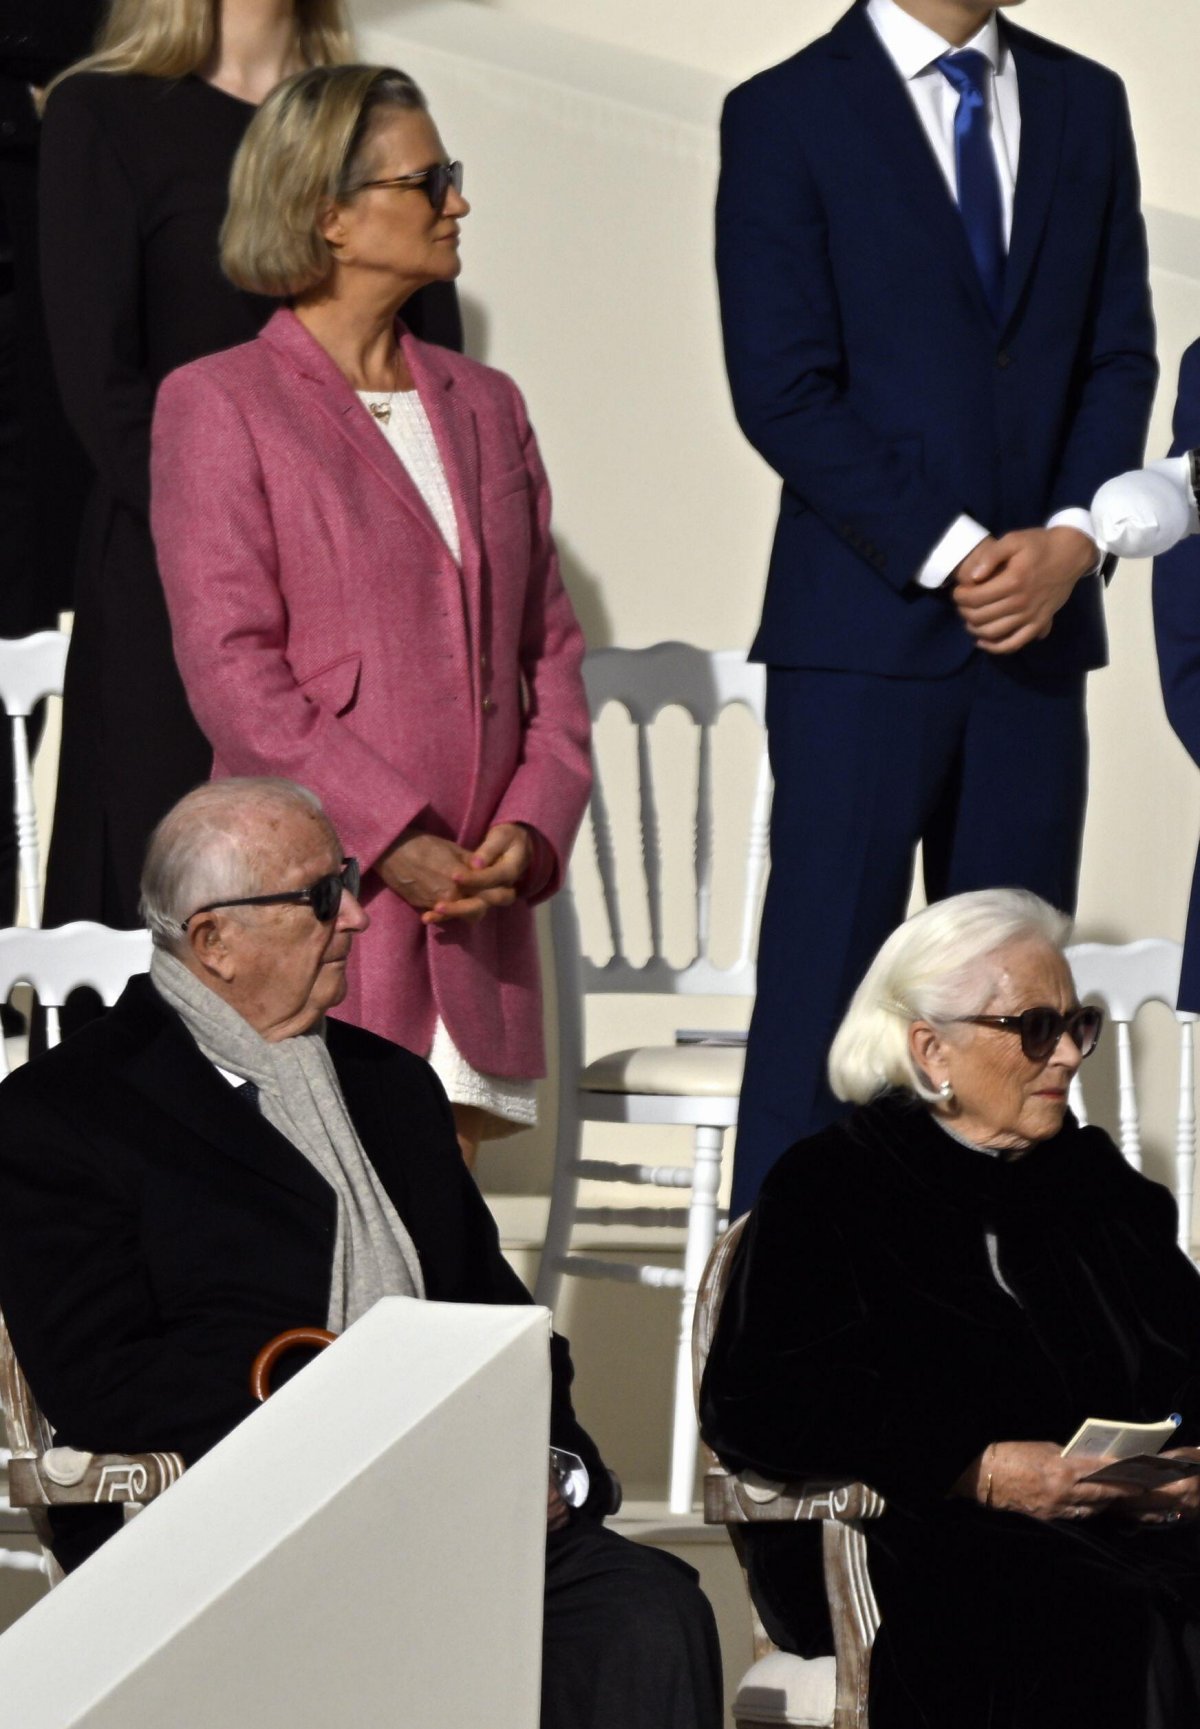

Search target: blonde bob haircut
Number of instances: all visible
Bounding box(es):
[46,0,352,95]
[220,64,426,299]
[827,888,1073,1107]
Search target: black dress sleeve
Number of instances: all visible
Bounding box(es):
[39,75,154,518]
[700,1147,992,1504]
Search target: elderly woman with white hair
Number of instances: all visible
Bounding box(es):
[702,888,1200,1729]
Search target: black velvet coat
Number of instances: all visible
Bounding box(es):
[700,1096,1200,1728]
[0,977,607,1571]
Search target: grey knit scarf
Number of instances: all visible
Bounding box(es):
[150,949,425,1329]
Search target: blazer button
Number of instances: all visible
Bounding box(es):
[482,696,496,715]
[997,350,1013,369]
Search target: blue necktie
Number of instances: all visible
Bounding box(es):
[936,50,1005,321]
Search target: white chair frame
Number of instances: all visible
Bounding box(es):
[0,924,153,1079]
[0,631,70,929]
[536,643,770,1512]
[1066,938,1197,1254]
[0,923,154,1580]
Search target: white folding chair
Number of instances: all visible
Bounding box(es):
[1066,938,1198,1256]
[0,923,153,1077]
[0,923,153,1580]
[536,643,771,1512]
[0,631,70,929]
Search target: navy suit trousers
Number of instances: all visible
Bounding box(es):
[730,656,1088,1214]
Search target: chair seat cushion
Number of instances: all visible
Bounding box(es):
[734,1652,836,1727]
[581,1043,745,1097]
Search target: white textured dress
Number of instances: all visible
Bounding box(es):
[358,388,537,1134]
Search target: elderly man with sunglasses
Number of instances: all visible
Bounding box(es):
[0,777,722,1729]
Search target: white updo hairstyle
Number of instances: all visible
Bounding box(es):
[827,888,1072,1106]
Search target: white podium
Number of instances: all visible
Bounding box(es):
[0,1299,551,1729]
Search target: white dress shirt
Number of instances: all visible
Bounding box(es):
[866,0,1097,587]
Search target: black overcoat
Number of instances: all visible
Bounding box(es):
[0,976,606,1569]
[701,1096,1200,1728]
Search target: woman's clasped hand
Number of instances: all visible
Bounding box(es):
[378,823,532,925]
[958,1442,1200,1524]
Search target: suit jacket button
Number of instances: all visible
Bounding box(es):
[482,696,496,715]
[997,350,1013,368]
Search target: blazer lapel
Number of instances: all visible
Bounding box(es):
[828,6,995,327]
[117,985,334,1211]
[258,308,452,553]
[1000,27,1065,332]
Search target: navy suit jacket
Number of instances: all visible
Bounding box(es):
[1152,342,1200,1009]
[718,3,1157,680]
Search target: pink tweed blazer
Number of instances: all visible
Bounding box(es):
[150,308,591,1078]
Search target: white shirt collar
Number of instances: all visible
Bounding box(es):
[867,0,1003,80]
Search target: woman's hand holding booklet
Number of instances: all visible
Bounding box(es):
[1064,1414,1200,1487]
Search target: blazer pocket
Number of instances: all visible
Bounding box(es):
[297,650,362,716]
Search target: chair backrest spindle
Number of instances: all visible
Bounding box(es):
[1067,938,1196,1255]
[0,631,70,931]
[636,721,664,963]
[574,644,769,1000]
[695,723,714,964]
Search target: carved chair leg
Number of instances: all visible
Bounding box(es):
[823,1519,879,1729]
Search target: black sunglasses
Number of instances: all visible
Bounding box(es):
[950,1005,1104,1064]
[181,859,361,932]
[354,160,464,214]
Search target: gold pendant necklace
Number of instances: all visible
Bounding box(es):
[363,341,403,426]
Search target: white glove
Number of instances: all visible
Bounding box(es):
[1091,456,1197,559]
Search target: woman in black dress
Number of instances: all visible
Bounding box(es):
[39,0,462,930]
[702,888,1200,1728]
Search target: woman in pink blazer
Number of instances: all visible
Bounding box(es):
[150,64,591,1164]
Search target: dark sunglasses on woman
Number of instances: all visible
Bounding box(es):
[182,858,361,931]
[354,160,464,214]
[949,1004,1104,1064]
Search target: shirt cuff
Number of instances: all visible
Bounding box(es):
[916,516,990,589]
[1046,508,1102,575]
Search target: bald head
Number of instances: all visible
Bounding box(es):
[140,778,334,953]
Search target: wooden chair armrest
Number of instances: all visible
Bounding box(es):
[9,1449,185,1507]
[249,1326,337,1401]
[703,1464,886,1525]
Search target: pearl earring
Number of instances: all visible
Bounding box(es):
[938,1080,954,1102]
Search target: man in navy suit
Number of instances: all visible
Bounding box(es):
[721,0,1157,1212]
[1148,354,1200,1010]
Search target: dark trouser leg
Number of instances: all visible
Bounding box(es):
[541,1520,722,1729]
[730,665,972,1215]
[921,660,1088,914]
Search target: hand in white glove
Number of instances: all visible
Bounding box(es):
[1091,456,1196,559]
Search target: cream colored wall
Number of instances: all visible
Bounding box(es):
[359,2,1200,1508]
[441,0,1200,228]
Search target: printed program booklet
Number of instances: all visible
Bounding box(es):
[1062,1414,1200,1486]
